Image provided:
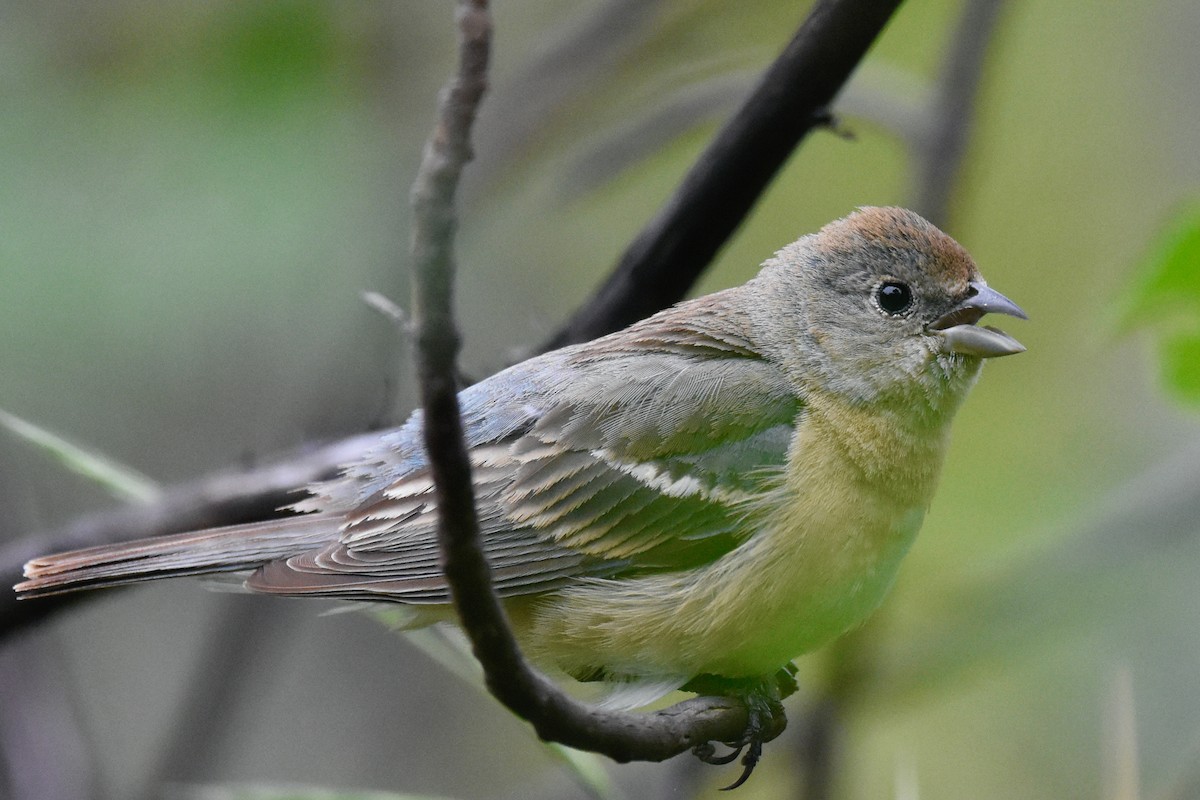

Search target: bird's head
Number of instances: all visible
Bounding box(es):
[749,206,1026,416]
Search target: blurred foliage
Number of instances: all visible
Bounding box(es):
[3,1,1200,799]
[1125,202,1200,404]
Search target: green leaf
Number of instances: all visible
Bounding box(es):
[1125,201,1200,322]
[1124,202,1200,404]
[0,408,162,504]
[1161,334,1200,402]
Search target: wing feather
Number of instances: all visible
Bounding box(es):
[251,299,801,603]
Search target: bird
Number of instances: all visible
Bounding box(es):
[16,206,1024,727]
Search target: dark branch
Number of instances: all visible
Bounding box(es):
[541,0,905,351]
[410,0,783,765]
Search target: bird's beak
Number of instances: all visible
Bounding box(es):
[927,281,1027,358]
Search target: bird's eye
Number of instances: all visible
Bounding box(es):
[875,281,913,316]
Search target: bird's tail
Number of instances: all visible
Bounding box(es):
[14,515,338,599]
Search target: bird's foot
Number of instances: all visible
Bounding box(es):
[685,665,796,790]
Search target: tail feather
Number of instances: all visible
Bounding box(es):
[15,515,339,598]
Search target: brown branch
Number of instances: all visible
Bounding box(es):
[410,0,782,765]
[541,0,906,351]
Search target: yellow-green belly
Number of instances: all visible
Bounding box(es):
[523,395,950,681]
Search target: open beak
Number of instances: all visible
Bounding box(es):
[927,281,1027,358]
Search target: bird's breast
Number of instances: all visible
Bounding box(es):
[525,394,953,682]
[662,395,947,677]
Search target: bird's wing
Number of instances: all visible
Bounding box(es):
[250,299,801,602]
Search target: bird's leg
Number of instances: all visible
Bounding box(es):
[686,664,797,789]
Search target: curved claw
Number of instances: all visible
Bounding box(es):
[719,740,762,791]
[689,672,788,789]
[693,741,745,765]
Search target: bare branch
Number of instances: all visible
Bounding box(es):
[409,0,782,765]
[541,0,906,351]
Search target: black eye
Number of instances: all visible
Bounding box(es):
[875,281,913,316]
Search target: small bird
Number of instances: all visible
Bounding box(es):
[16,206,1024,719]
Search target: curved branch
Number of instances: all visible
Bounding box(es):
[541,0,905,351]
[410,0,782,765]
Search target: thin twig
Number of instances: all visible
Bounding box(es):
[541,0,906,351]
[410,0,783,764]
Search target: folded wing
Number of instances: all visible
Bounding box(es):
[250,300,801,603]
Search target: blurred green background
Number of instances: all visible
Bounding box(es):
[3,1,1199,798]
